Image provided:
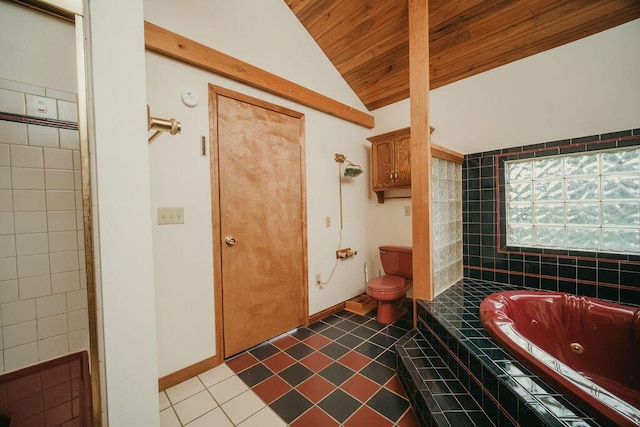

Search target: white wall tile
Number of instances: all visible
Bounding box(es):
[1,299,36,325]
[75,211,82,230]
[0,235,16,257]
[0,190,12,212]
[18,275,51,299]
[51,271,79,294]
[79,269,86,289]
[0,257,17,281]
[4,342,37,372]
[57,101,77,122]
[25,94,57,120]
[11,167,44,190]
[0,78,45,96]
[37,313,67,339]
[45,88,75,102]
[78,250,85,267]
[68,308,87,332]
[76,230,84,248]
[0,89,25,115]
[68,329,88,352]
[0,167,11,189]
[14,211,47,234]
[17,254,50,278]
[49,251,78,274]
[74,191,82,210]
[15,233,48,256]
[38,334,68,361]
[48,231,77,253]
[36,294,66,318]
[72,151,80,170]
[67,289,86,311]
[0,121,28,146]
[43,148,73,170]
[10,145,43,168]
[0,280,18,304]
[27,125,58,148]
[47,211,75,232]
[3,320,36,348]
[59,129,79,150]
[73,171,81,190]
[46,191,75,211]
[0,144,9,166]
[0,212,15,235]
[45,170,73,190]
[13,190,46,212]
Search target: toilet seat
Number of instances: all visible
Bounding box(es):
[366,275,409,293]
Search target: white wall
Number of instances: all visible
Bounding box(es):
[88,0,159,424]
[374,19,640,154]
[371,19,640,275]
[144,0,374,377]
[0,2,76,93]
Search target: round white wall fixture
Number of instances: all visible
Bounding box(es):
[181,91,198,107]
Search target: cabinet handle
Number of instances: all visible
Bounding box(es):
[394,171,398,180]
[389,172,394,180]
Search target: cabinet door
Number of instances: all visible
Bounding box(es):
[371,140,394,190]
[394,135,411,187]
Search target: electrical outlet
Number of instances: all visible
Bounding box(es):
[325,217,331,227]
[404,206,411,216]
[157,207,184,225]
[315,273,322,285]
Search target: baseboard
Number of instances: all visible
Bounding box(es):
[308,300,347,324]
[158,355,221,391]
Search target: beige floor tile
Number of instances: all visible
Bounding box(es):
[173,390,218,425]
[185,407,233,427]
[208,375,249,405]
[221,390,266,425]
[159,408,181,427]
[198,363,235,388]
[166,376,205,404]
[238,406,287,427]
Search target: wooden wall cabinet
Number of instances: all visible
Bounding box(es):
[368,127,462,203]
[368,128,412,203]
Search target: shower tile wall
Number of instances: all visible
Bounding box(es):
[0,78,88,373]
[431,157,463,295]
[463,128,640,305]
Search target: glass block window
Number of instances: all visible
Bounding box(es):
[505,147,640,254]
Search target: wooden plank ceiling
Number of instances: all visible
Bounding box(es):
[285,0,640,111]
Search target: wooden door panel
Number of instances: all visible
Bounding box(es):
[372,141,394,190]
[394,136,411,187]
[217,95,304,357]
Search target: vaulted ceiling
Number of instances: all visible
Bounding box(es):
[285,0,640,111]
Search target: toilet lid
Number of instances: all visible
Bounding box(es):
[367,275,408,292]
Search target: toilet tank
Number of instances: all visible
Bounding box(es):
[379,246,413,278]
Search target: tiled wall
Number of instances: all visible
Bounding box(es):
[432,158,463,295]
[463,128,640,305]
[0,78,88,373]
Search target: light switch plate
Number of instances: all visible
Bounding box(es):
[157,207,184,225]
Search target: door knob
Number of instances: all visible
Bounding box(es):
[225,236,236,246]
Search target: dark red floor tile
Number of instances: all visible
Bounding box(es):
[262,352,296,373]
[344,405,393,427]
[291,406,339,427]
[271,335,299,350]
[300,351,333,372]
[252,375,292,404]
[226,353,259,373]
[397,407,421,427]
[303,334,332,350]
[340,373,380,403]
[384,375,407,398]
[338,351,372,372]
[296,375,335,403]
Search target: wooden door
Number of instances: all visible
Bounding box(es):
[212,88,306,358]
[394,135,412,187]
[372,140,395,190]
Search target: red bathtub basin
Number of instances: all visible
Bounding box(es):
[480,291,640,426]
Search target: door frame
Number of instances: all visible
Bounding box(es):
[209,85,309,361]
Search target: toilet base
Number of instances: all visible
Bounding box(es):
[375,298,407,324]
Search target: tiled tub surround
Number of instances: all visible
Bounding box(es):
[463,128,640,305]
[0,78,88,373]
[398,278,602,427]
[432,158,463,295]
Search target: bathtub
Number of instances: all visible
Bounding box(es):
[480,291,640,426]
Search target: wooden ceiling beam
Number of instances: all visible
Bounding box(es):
[144,21,374,128]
